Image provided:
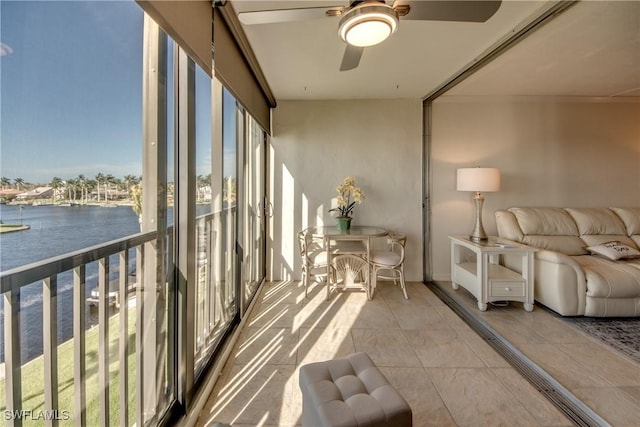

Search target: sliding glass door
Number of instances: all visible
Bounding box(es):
[241,116,267,314]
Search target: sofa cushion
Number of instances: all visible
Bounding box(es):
[508,207,588,255]
[509,207,580,235]
[565,208,637,249]
[611,207,640,236]
[611,207,640,251]
[520,236,588,255]
[565,208,627,235]
[580,234,638,248]
[587,241,640,260]
[574,256,640,298]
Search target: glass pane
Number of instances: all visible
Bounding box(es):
[223,89,239,325]
[0,2,175,425]
[243,117,266,311]
[193,63,214,371]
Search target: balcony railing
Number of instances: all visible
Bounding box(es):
[1,229,160,426]
[0,208,238,426]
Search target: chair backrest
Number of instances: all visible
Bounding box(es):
[297,230,307,258]
[298,229,325,266]
[387,232,406,265]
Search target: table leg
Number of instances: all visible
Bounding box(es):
[326,236,331,300]
[365,237,373,300]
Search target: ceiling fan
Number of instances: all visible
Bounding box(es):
[237,0,502,71]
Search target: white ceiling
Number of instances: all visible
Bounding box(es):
[446,0,640,97]
[229,0,640,101]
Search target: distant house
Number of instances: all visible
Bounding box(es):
[0,189,23,202]
[15,186,54,201]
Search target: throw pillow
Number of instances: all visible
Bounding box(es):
[587,241,640,260]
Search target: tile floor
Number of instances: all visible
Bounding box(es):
[437,280,640,427]
[193,280,606,426]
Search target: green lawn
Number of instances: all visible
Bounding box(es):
[1,304,137,426]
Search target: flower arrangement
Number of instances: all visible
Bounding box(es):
[329,176,364,218]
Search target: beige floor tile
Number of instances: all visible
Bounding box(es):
[292,296,350,329]
[260,280,306,306]
[351,328,421,367]
[247,301,300,329]
[456,329,511,368]
[230,327,299,365]
[378,367,457,427]
[427,367,541,426]
[518,343,613,389]
[486,315,547,346]
[620,386,640,405]
[199,363,301,426]
[404,328,487,368]
[384,294,452,330]
[572,386,640,426]
[341,298,401,329]
[557,342,640,387]
[433,305,474,331]
[296,326,355,365]
[492,367,574,426]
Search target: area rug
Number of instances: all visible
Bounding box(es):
[563,316,640,364]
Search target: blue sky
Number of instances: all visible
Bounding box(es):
[1,1,230,184]
[1,1,144,183]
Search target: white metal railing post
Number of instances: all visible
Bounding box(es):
[118,249,130,427]
[3,288,22,427]
[73,265,87,426]
[98,256,110,426]
[43,276,59,427]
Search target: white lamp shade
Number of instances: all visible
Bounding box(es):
[457,168,501,192]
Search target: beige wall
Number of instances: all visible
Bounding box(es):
[431,97,640,281]
[268,99,423,282]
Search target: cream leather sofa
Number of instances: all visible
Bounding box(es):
[495,207,640,317]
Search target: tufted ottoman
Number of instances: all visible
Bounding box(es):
[299,352,412,427]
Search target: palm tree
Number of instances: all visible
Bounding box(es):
[104,174,115,201]
[66,178,78,202]
[50,177,63,202]
[95,173,105,202]
[76,174,89,204]
[86,179,97,204]
[123,175,139,193]
[1,177,11,190]
[14,178,25,191]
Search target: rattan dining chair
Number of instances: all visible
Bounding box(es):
[297,230,333,297]
[370,232,408,299]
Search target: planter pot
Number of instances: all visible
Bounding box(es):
[336,216,352,231]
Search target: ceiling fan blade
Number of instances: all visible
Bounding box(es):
[340,45,364,71]
[398,0,502,23]
[238,6,342,25]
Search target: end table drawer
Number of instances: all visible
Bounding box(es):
[490,281,525,297]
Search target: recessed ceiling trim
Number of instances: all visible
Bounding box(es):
[422,0,579,102]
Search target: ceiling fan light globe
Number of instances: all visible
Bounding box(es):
[338,4,398,48]
[344,20,392,47]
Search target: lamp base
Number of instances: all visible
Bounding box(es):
[469,192,488,243]
[469,234,489,243]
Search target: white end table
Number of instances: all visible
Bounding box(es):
[449,236,536,312]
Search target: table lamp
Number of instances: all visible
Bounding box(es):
[457,167,501,242]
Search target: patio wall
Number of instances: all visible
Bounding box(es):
[430,96,640,280]
[268,99,423,282]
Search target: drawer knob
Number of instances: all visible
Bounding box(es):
[505,287,511,291]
